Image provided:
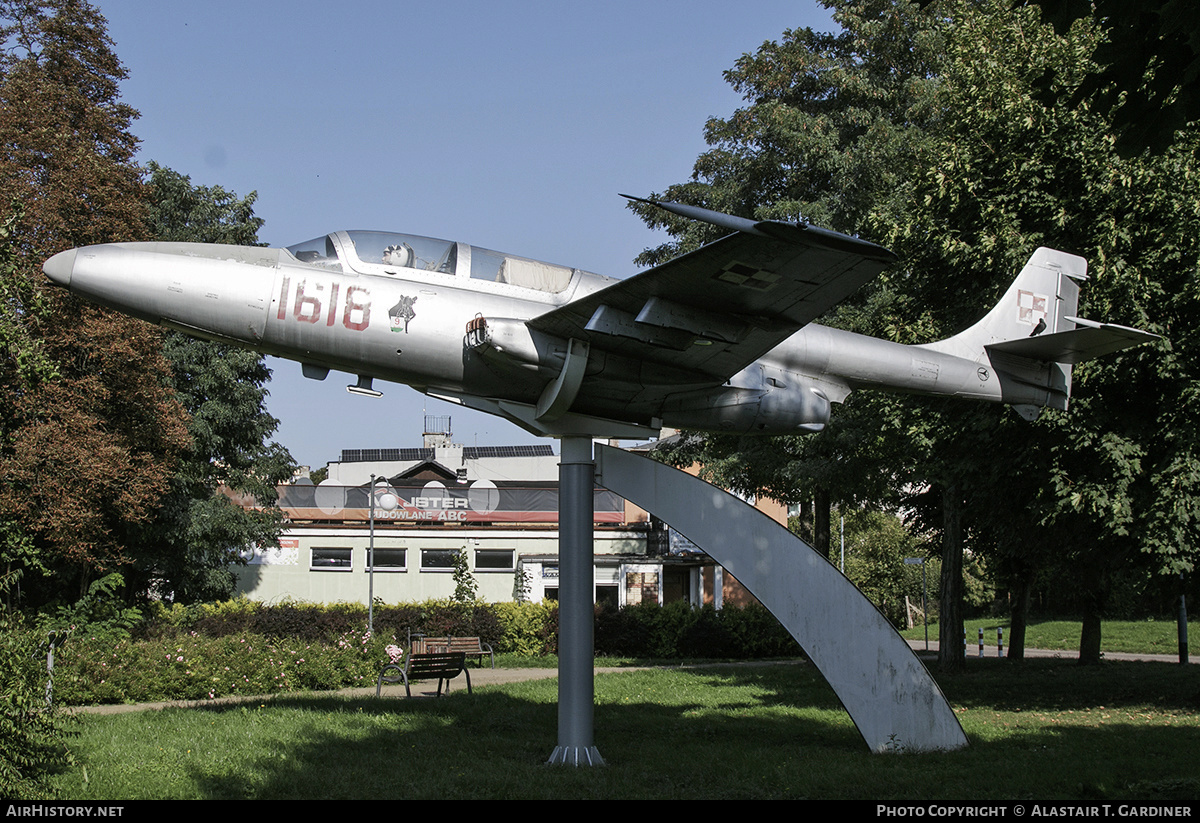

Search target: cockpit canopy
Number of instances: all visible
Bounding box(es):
[286,230,575,293]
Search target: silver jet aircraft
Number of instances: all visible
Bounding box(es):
[42,197,1156,437]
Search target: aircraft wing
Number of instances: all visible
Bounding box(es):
[528,199,897,381]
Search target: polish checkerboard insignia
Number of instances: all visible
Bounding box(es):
[1017,289,1048,325]
[715,261,780,291]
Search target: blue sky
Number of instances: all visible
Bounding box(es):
[94,0,836,469]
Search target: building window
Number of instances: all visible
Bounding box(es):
[311,547,351,570]
[367,548,406,571]
[596,585,619,609]
[474,549,514,572]
[420,548,457,571]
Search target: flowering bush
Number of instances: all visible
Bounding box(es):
[52,628,399,705]
[54,598,548,705]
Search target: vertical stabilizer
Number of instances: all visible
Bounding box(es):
[920,248,1086,416]
[927,248,1086,360]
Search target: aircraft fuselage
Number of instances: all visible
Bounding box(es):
[44,235,982,434]
[45,214,1154,438]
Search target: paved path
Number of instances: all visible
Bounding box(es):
[72,644,1193,716]
[906,639,1195,664]
[71,665,618,716]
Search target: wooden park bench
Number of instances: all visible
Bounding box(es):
[415,636,495,669]
[375,651,472,698]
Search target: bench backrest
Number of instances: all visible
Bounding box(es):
[406,652,466,678]
[419,637,484,654]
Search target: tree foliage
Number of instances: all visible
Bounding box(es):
[639,0,1200,665]
[630,0,938,264]
[138,163,295,603]
[837,507,933,626]
[0,571,73,800]
[1020,0,1200,157]
[0,0,189,605]
[873,1,1200,662]
[0,3,295,609]
[144,161,264,246]
[451,548,480,604]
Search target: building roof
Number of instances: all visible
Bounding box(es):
[340,445,555,462]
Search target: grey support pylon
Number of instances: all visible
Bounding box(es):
[547,436,605,766]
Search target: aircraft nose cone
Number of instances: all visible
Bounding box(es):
[43,249,76,287]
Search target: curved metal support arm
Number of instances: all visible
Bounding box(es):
[594,444,967,753]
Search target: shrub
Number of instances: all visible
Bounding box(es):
[718,602,802,658]
[492,600,556,655]
[0,605,74,799]
[39,573,141,642]
[593,600,797,659]
[144,598,506,647]
[372,600,503,648]
[50,597,802,706]
[678,604,736,658]
[594,601,654,656]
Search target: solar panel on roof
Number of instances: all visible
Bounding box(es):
[464,445,554,458]
[395,448,432,461]
[340,444,554,463]
[340,448,429,462]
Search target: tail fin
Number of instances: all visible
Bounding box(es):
[922,248,1158,419]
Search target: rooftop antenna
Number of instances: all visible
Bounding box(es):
[423,414,454,449]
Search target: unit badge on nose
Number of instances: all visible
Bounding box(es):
[389,295,418,333]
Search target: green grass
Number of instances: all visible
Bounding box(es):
[492,653,731,669]
[50,660,1200,800]
[901,617,1198,656]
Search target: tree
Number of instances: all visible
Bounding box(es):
[0,204,54,588]
[1023,0,1200,157]
[144,161,263,245]
[451,548,479,604]
[0,204,54,391]
[838,506,936,627]
[871,1,1200,663]
[636,0,984,670]
[136,163,295,602]
[638,0,1200,666]
[634,0,942,509]
[915,1,1200,156]
[0,0,189,607]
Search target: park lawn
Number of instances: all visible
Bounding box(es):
[902,618,1198,656]
[51,659,1200,800]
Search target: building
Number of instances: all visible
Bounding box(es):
[234,420,780,608]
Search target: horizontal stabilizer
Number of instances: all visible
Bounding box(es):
[986,321,1159,365]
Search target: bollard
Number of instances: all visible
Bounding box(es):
[997,627,1004,658]
[44,631,60,708]
[978,627,984,658]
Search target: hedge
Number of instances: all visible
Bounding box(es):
[49,598,799,705]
